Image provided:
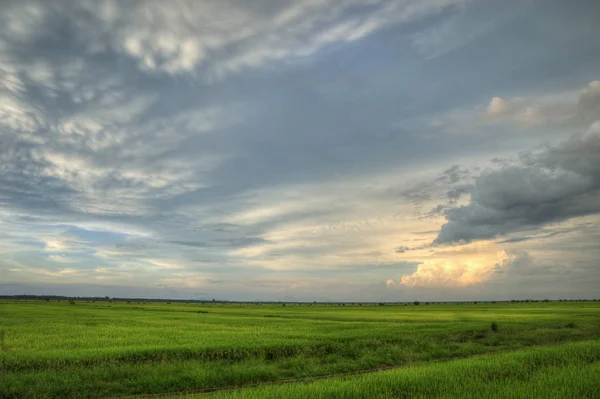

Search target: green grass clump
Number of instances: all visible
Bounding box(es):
[0,301,599,398]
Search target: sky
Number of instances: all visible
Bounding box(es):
[1,0,599,301]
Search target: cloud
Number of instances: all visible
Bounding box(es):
[8,266,85,277]
[410,0,526,59]
[436,165,472,184]
[0,0,465,79]
[433,121,600,245]
[479,95,562,127]
[166,237,270,248]
[1,0,600,301]
[485,96,510,118]
[47,255,76,263]
[446,184,472,201]
[401,250,514,287]
[578,81,600,123]
[434,80,600,134]
[145,259,182,269]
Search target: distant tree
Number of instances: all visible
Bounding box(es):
[413,301,420,306]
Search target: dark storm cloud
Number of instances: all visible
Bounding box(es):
[434,128,600,245]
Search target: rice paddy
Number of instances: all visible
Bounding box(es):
[1,300,599,398]
[205,340,600,399]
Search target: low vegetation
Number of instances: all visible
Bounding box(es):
[0,300,599,398]
[205,340,600,398]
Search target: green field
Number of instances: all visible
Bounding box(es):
[205,340,600,399]
[1,301,599,398]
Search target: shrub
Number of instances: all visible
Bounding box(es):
[68,299,76,305]
[413,301,420,306]
[491,322,498,332]
[565,322,577,329]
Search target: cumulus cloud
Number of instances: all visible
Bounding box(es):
[485,96,510,118]
[401,250,514,287]
[435,80,600,134]
[433,122,600,245]
[402,247,597,298]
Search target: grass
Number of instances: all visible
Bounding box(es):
[0,301,599,398]
[204,340,600,399]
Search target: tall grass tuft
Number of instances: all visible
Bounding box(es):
[491,322,499,332]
